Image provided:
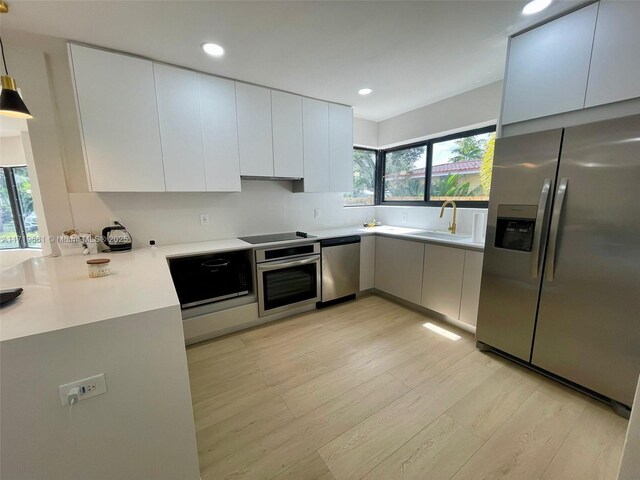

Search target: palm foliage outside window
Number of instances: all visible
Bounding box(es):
[0,166,40,249]
[344,126,495,207]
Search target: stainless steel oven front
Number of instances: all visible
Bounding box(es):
[255,242,321,317]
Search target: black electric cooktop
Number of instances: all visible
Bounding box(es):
[238,231,316,245]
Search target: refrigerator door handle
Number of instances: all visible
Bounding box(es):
[545,178,568,281]
[531,178,552,278]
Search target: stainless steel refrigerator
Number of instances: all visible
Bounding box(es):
[477,114,640,414]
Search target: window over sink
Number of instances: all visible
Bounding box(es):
[345,125,495,208]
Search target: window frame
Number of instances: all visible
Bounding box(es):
[343,146,380,208]
[379,125,496,208]
[1,165,36,250]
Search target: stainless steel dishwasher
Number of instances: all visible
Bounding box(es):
[319,236,360,306]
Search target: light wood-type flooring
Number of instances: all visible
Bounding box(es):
[186,295,628,480]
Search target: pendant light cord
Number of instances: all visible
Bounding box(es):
[0,36,9,75]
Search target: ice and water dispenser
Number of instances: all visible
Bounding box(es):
[494,205,538,252]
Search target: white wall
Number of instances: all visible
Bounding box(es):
[377,81,502,147]
[3,40,74,255]
[0,135,25,165]
[354,117,378,148]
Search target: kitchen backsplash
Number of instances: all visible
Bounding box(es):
[68,180,486,248]
[68,180,375,248]
[374,205,487,236]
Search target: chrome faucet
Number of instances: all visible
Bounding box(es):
[440,200,457,234]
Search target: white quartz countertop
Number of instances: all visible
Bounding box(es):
[0,225,483,342]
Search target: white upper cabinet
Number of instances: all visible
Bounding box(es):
[585,1,640,107]
[271,91,304,178]
[301,98,330,192]
[421,244,465,320]
[501,3,598,125]
[198,75,241,192]
[329,103,354,192]
[69,44,165,191]
[236,83,274,177]
[154,64,205,192]
[70,44,353,192]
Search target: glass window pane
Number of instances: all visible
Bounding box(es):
[383,145,426,201]
[12,167,40,248]
[0,170,20,250]
[429,132,495,202]
[344,149,376,206]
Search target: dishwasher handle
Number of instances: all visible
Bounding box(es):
[320,236,361,248]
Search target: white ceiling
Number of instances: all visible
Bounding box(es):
[3,0,581,121]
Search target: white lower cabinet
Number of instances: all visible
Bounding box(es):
[374,236,424,305]
[359,236,376,291]
[421,244,465,319]
[459,250,484,327]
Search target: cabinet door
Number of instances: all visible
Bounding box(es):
[459,251,484,327]
[236,83,274,177]
[329,103,354,192]
[585,1,640,107]
[375,236,424,305]
[69,44,165,191]
[302,98,330,192]
[272,91,303,178]
[501,3,598,124]
[154,64,205,191]
[421,244,465,320]
[198,75,241,192]
[359,235,376,291]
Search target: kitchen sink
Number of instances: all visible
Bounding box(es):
[411,230,472,242]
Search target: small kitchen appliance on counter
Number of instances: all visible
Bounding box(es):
[101,221,132,252]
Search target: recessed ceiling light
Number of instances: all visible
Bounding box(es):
[522,0,553,15]
[358,88,373,96]
[201,43,225,57]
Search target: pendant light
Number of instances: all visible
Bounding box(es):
[0,1,33,119]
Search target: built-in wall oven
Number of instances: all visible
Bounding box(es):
[255,243,321,317]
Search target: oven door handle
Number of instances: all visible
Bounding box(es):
[257,256,319,272]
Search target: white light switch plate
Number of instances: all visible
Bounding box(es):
[200,213,210,226]
[59,373,107,405]
[401,212,408,223]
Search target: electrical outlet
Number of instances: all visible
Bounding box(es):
[59,374,107,405]
[200,213,210,226]
[314,208,321,218]
[401,211,408,223]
